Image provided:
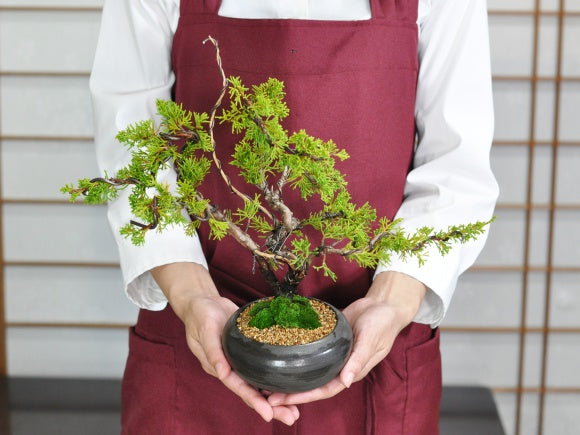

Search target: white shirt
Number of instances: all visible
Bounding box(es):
[90,0,499,328]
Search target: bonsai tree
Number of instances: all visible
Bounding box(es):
[62,37,492,331]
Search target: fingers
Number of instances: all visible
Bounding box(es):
[186,319,229,379]
[221,370,274,422]
[220,371,300,425]
[272,404,300,426]
[268,378,346,406]
[340,341,386,388]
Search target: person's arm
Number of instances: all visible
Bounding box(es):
[268,0,499,406]
[375,0,499,328]
[91,0,207,310]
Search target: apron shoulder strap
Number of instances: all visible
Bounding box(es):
[180,0,221,16]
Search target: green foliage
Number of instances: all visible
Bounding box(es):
[61,64,494,303]
[248,295,322,330]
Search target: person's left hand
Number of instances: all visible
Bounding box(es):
[267,271,427,407]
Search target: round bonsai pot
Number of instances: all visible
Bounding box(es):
[222,298,353,393]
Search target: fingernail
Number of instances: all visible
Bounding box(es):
[268,396,281,406]
[215,362,226,379]
[343,372,354,388]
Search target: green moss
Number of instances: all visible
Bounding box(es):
[248,295,322,330]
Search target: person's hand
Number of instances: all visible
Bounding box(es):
[267,271,426,407]
[152,262,300,425]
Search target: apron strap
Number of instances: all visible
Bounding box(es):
[180,0,221,15]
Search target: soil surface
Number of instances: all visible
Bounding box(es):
[237,299,338,345]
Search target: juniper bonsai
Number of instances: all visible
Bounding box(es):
[62,37,492,330]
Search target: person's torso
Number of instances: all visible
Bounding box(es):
[172,0,419,307]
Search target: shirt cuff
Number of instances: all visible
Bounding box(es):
[116,224,208,311]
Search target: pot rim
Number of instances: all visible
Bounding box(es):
[231,296,350,348]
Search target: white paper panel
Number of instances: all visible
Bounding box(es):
[559,82,580,142]
[5,266,137,324]
[486,0,536,11]
[7,327,128,378]
[491,146,529,205]
[1,140,99,200]
[544,393,580,435]
[493,392,540,435]
[556,146,580,204]
[2,203,118,263]
[474,209,526,267]
[0,0,102,6]
[553,210,580,266]
[547,334,580,387]
[493,81,532,141]
[489,15,534,76]
[444,271,522,328]
[563,17,580,76]
[537,15,559,77]
[440,333,521,386]
[532,145,553,204]
[550,272,580,327]
[534,82,557,143]
[0,76,93,136]
[0,10,100,72]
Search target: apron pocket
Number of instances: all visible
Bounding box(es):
[365,353,407,434]
[121,327,177,435]
[403,328,442,435]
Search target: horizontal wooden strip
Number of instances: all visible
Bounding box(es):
[3,198,580,211]
[3,261,578,273]
[2,136,579,147]
[492,386,580,394]
[24,194,572,212]
[2,6,577,16]
[494,75,580,83]
[488,10,580,17]
[6,321,130,329]
[441,326,580,334]
[0,71,90,77]
[1,199,100,206]
[470,265,580,273]
[0,135,93,142]
[2,71,580,82]
[0,199,103,206]
[495,203,580,211]
[4,261,119,268]
[6,323,578,334]
[493,140,580,147]
[0,6,101,12]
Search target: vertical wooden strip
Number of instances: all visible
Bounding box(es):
[0,14,6,377]
[515,1,542,433]
[538,1,565,433]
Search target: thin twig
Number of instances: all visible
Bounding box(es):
[202,36,274,222]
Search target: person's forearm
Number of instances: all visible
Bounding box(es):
[151,262,219,321]
[368,271,427,327]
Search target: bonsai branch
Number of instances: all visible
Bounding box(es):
[203,36,274,223]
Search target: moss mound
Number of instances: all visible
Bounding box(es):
[248,295,322,330]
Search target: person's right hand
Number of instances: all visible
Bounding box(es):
[152,262,300,426]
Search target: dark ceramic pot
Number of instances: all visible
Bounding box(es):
[222,298,353,393]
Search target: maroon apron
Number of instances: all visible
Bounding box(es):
[122,0,442,433]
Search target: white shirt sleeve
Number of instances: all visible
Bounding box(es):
[375,0,500,327]
[91,0,207,310]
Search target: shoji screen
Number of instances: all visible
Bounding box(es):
[1,1,579,434]
[441,1,580,434]
[0,0,138,379]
